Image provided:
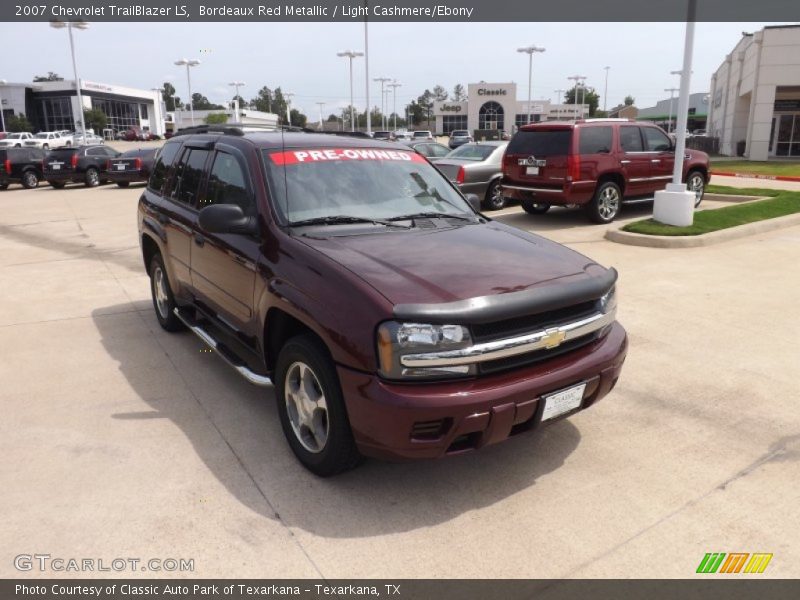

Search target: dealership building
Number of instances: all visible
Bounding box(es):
[0,79,165,136]
[432,82,588,134]
[708,25,800,159]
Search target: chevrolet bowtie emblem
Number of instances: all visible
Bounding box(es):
[542,328,567,349]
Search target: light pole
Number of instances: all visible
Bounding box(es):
[228,81,245,123]
[0,79,7,133]
[517,45,545,124]
[665,87,679,133]
[384,89,391,128]
[374,77,391,130]
[567,75,586,118]
[603,66,610,113]
[174,58,200,126]
[50,20,89,141]
[284,92,294,126]
[363,18,371,136]
[316,102,325,131]
[337,50,364,132]
[388,80,401,131]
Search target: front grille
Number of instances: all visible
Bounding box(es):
[478,331,601,376]
[471,300,598,342]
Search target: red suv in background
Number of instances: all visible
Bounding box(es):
[501,119,709,223]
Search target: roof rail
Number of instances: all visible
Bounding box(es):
[316,130,373,139]
[172,123,320,137]
[575,118,636,123]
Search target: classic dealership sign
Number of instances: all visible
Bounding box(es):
[477,89,508,96]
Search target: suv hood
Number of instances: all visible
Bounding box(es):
[297,221,606,307]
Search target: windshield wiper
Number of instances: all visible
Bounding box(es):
[388,212,475,222]
[289,215,410,228]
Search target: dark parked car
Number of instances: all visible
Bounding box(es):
[44,145,121,188]
[138,127,626,476]
[434,141,509,210]
[401,141,451,161]
[106,148,158,187]
[448,129,474,149]
[0,147,45,189]
[501,119,710,223]
[372,131,392,141]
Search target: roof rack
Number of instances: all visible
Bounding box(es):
[316,130,373,139]
[171,123,312,137]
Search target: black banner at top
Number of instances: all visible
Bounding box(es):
[2,0,800,22]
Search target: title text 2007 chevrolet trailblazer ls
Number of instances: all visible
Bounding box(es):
[137,127,627,476]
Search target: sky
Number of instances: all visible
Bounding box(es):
[0,21,791,117]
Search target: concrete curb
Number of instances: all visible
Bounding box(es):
[711,170,800,183]
[606,212,800,248]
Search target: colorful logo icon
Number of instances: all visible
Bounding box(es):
[696,552,773,574]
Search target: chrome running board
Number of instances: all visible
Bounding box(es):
[173,308,272,387]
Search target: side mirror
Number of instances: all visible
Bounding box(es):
[464,193,481,213]
[198,204,258,236]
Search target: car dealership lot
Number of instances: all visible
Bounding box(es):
[1,182,798,578]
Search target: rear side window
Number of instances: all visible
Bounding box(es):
[202,152,254,216]
[507,130,571,156]
[170,148,209,206]
[578,127,612,154]
[643,127,672,152]
[620,126,644,152]
[148,141,181,192]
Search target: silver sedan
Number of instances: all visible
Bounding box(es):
[434,141,508,210]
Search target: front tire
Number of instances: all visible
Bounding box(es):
[521,200,551,215]
[149,254,183,332]
[275,334,361,477]
[22,171,40,189]
[687,170,705,208]
[483,179,506,210]
[587,181,622,224]
[85,167,100,187]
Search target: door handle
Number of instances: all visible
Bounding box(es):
[193,233,205,247]
[620,160,631,165]
[651,159,661,163]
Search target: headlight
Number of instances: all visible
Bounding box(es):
[377,321,474,380]
[599,286,617,314]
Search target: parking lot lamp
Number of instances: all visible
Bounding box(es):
[284,92,294,126]
[603,66,610,113]
[388,81,401,131]
[174,58,200,126]
[50,20,89,142]
[0,80,6,132]
[228,81,245,123]
[517,45,546,124]
[374,77,391,130]
[567,75,586,118]
[337,50,364,132]
[316,102,325,131]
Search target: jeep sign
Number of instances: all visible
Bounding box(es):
[440,104,462,113]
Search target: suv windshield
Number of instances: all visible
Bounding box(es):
[413,131,431,137]
[507,129,571,156]
[263,147,472,225]
[446,144,496,160]
[451,131,469,137]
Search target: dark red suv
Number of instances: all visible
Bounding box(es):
[501,119,710,223]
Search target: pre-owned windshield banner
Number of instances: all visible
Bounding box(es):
[3,0,800,22]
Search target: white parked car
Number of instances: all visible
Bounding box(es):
[68,131,105,145]
[23,132,72,150]
[0,132,35,148]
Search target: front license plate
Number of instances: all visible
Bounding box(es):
[51,164,61,170]
[116,164,125,170]
[526,166,539,175]
[541,383,586,421]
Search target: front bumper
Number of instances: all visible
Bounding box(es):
[340,321,627,460]
[106,171,147,183]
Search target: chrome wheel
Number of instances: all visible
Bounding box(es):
[687,172,705,207]
[86,169,99,187]
[23,171,39,189]
[484,181,506,210]
[598,186,620,220]
[284,361,329,454]
[153,265,169,320]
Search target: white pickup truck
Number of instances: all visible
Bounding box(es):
[23,131,72,150]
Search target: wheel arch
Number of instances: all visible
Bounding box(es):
[595,171,626,195]
[263,308,331,374]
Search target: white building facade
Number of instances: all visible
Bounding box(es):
[432,82,588,134]
[0,79,165,136]
[708,25,800,160]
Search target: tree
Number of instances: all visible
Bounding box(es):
[231,94,247,110]
[33,72,63,82]
[6,113,33,132]
[432,85,448,102]
[83,108,107,132]
[565,85,600,117]
[251,86,273,113]
[289,109,307,128]
[161,82,178,111]
[452,84,466,102]
[190,93,224,110]
[624,95,635,106]
[204,113,228,125]
[414,90,434,126]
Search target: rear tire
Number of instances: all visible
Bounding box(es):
[0,184,8,191]
[521,200,551,215]
[149,254,184,332]
[116,182,130,188]
[275,334,362,477]
[587,181,622,224]
[483,180,506,210]
[85,167,100,188]
[686,170,705,208]
[48,181,66,189]
[22,171,40,189]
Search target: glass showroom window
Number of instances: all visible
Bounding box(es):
[478,101,504,131]
[442,115,467,134]
[91,98,141,133]
[37,97,74,132]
